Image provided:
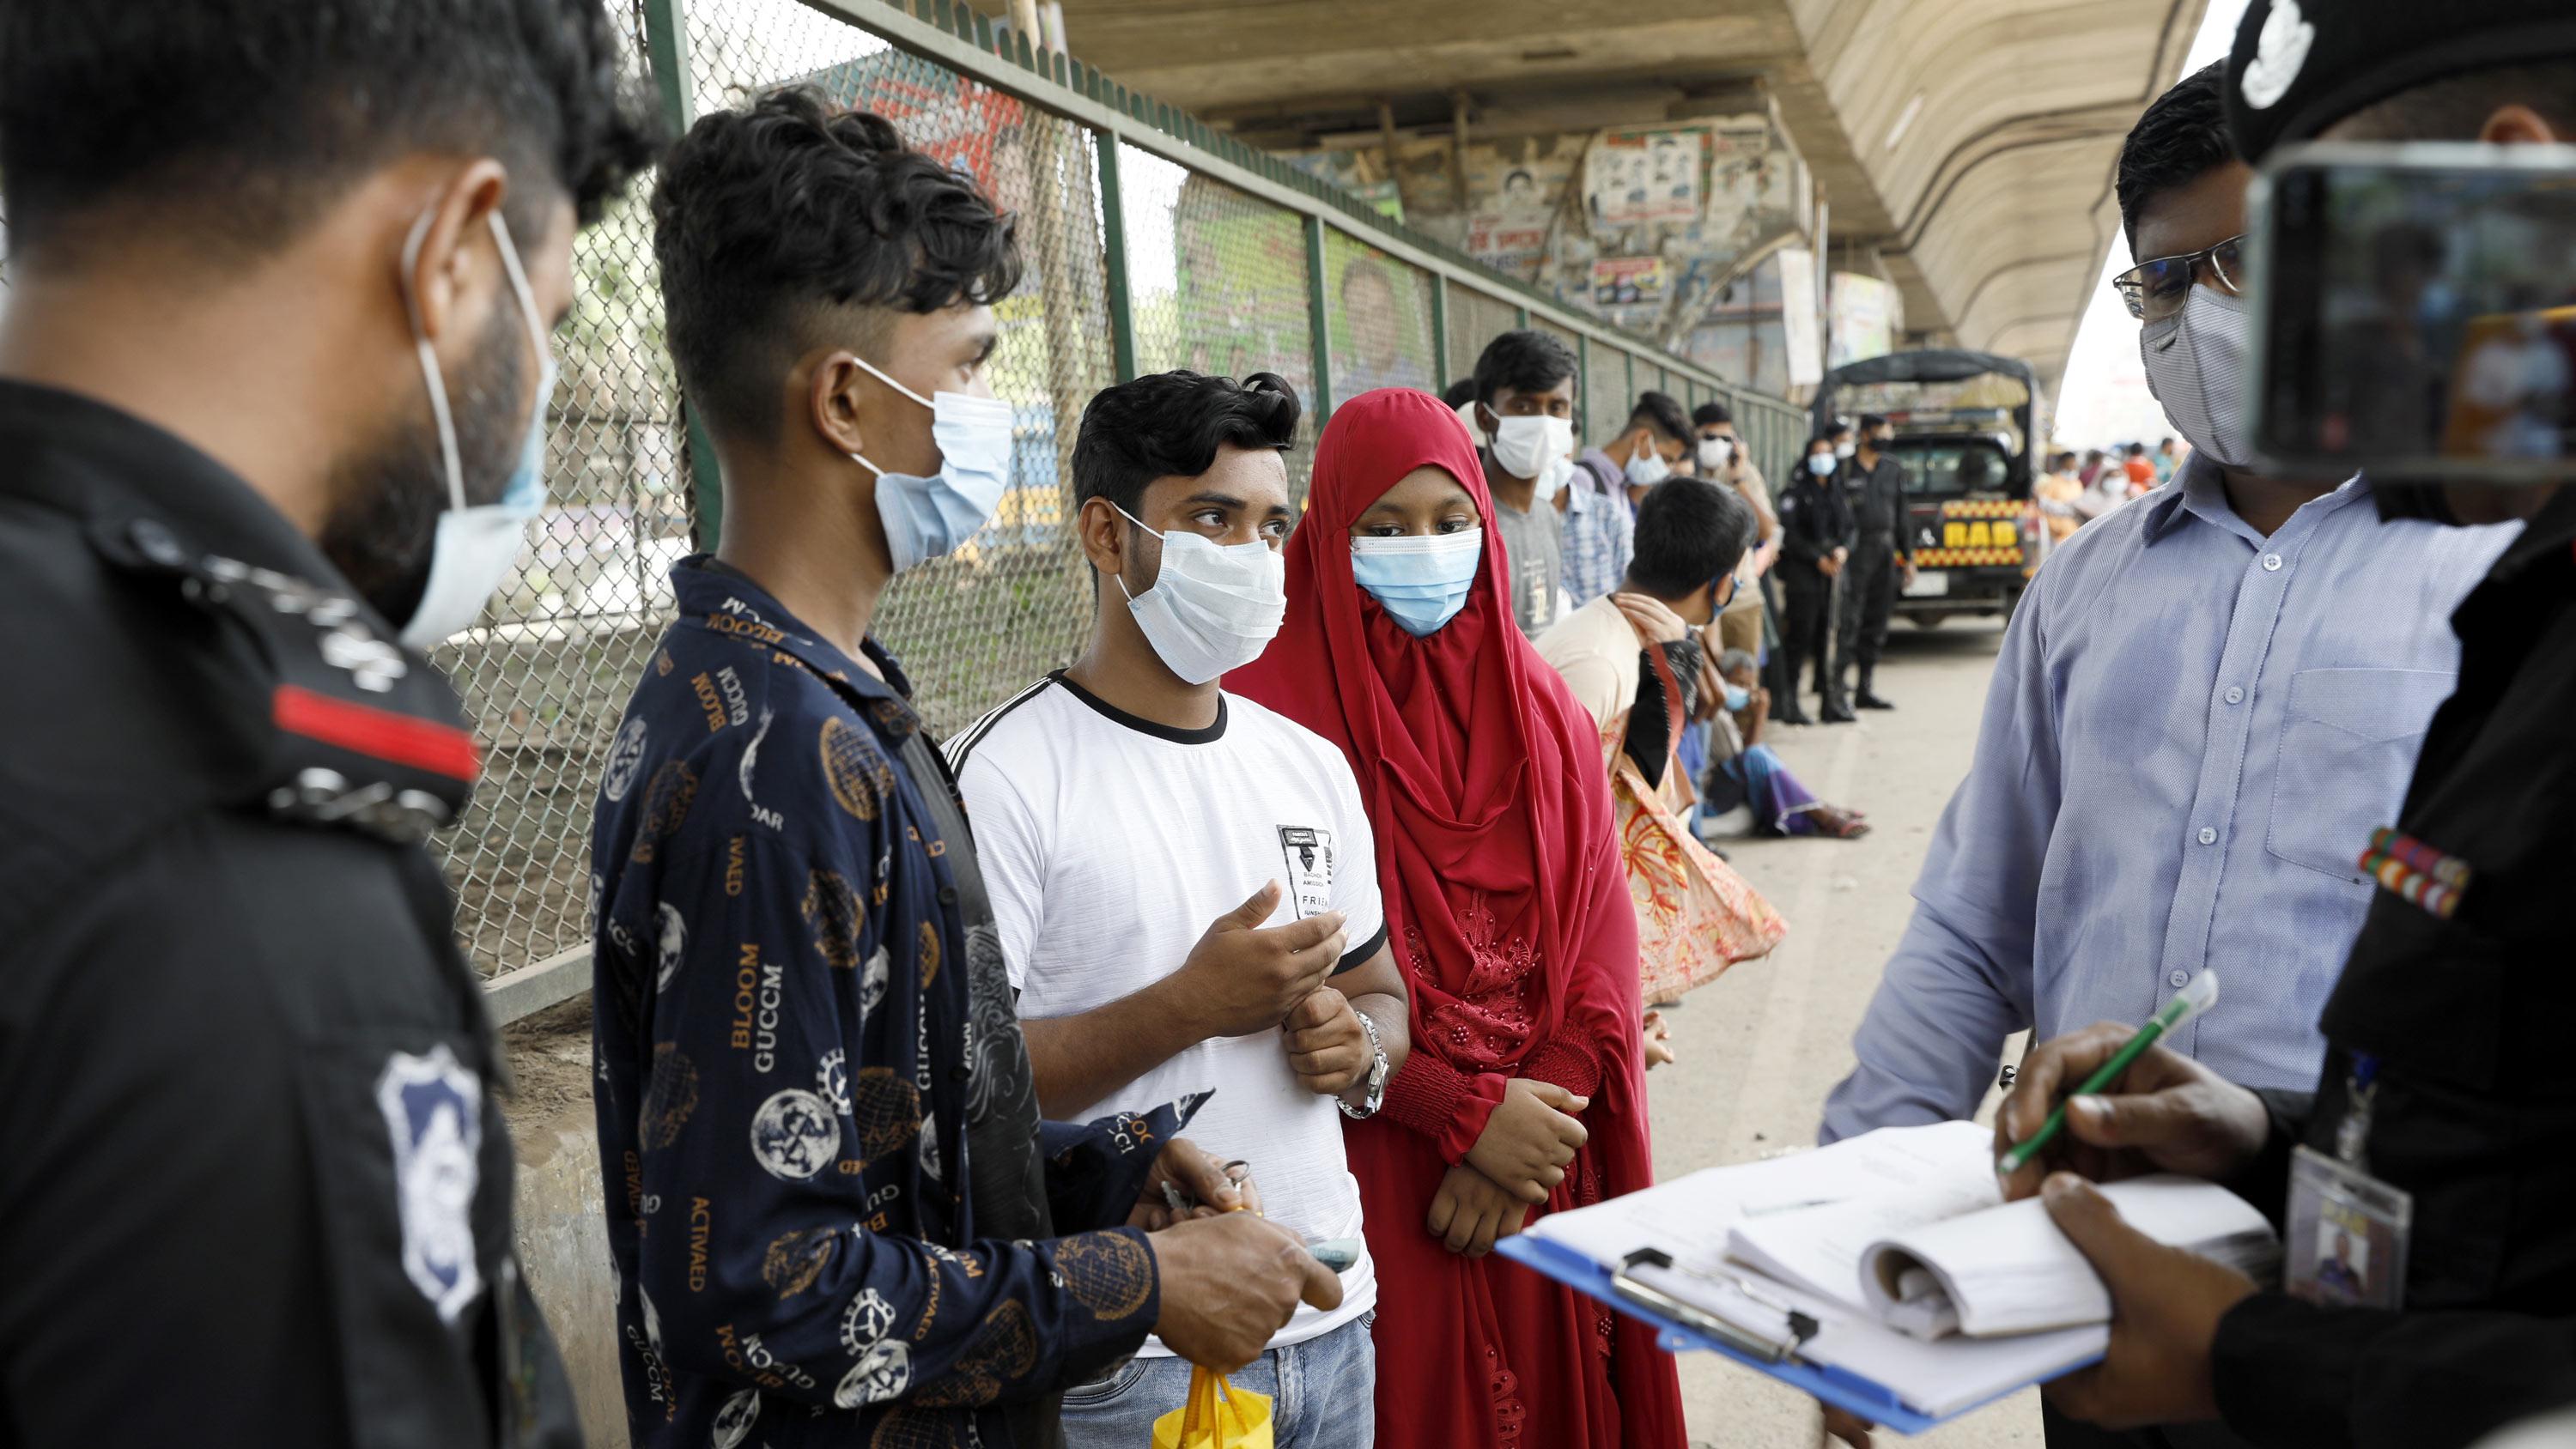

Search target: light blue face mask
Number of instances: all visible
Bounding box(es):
[848,357,1016,573]
[1351,528,1483,636]
[397,206,556,651]
[1722,682,1753,712]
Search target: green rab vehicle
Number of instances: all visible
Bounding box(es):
[1810,349,2049,625]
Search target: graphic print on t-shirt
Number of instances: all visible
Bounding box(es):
[1276,826,1336,919]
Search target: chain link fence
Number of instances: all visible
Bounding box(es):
[403,0,1809,1007]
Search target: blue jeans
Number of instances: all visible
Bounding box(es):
[1060,1312,1376,1449]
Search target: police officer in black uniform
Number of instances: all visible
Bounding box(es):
[0,3,657,1445]
[1777,432,1859,724]
[1837,413,1913,710]
[1977,7,2576,1448]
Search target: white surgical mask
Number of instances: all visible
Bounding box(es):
[1834,440,1857,459]
[1486,411,1575,482]
[848,361,1016,573]
[398,206,556,651]
[1806,452,1838,477]
[2139,284,2256,469]
[1625,446,1672,489]
[1697,435,1735,470]
[1115,506,1286,684]
[1533,451,1577,505]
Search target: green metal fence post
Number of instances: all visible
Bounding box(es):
[1429,274,1449,390]
[641,0,725,551]
[1095,133,1139,385]
[1303,215,1333,418]
[1624,349,1636,415]
[1515,304,1531,330]
[1575,332,1589,439]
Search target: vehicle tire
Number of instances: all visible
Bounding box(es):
[1911,614,1946,629]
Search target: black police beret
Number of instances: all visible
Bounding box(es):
[2225,0,2576,161]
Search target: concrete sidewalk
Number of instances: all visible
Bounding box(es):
[1653,618,2038,1449]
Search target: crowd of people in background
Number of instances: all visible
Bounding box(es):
[2035,436,2192,541]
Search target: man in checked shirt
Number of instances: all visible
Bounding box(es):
[591,88,1337,1449]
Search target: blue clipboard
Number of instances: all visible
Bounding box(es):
[1495,1234,2071,1435]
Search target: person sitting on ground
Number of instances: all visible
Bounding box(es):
[1699,650,1870,840]
[1535,476,1786,1068]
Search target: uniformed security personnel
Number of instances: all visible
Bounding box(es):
[1836,412,1913,710]
[0,3,658,1445]
[1777,431,1858,724]
[1969,8,2576,1449]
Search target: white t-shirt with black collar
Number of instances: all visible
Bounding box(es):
[947,672,1387,1353]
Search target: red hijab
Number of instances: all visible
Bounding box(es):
[1231,387,1616,1074]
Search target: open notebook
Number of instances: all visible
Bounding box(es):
[1504,1121,2280,1426]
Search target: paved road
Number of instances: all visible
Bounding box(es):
[1649,617,2042,1449]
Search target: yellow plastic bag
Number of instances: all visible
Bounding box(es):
[1150,1365,1273,1449]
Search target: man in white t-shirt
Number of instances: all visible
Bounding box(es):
[951,371,1409,1449]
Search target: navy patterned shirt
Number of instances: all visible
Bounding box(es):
[592,559,1171,1449]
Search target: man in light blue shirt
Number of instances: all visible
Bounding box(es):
[1819,63,2518,1144]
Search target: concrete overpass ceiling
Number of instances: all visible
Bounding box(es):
[1013,0,2206,389]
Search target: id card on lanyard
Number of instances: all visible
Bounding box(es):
[2284,1052,2415,1311]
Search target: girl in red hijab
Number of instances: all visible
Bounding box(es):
[1230,388,1686,1449]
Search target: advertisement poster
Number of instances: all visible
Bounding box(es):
[1586,128,1706,227]
[1704,118,1800,254]
[1828,271,1899,367]
[1591,255,1668,306]
[1466,215,1553,278]
[1776,245,1825,387]
[1465,143,1578,219]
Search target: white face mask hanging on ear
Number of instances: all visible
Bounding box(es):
[397,206,556,652]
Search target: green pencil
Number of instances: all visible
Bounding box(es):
[1997,971,2221,1176]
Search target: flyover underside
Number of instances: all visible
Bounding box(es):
[1003,0,2208,400]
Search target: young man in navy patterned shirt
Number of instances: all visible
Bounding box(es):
[591,87,1339,1449]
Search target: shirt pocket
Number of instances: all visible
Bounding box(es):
[2264,668,2456,883]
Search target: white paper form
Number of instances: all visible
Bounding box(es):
[1523,1119,1996,1282]
[1860,1174,2281,1337]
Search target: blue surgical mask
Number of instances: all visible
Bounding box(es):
[1722,682,1752,712]
[1351,529,1483,636]
[848,358,1016,573]
[397,206,556,651]
[1807,452,1838,477]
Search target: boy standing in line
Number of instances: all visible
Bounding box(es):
[953,371,1409,1448]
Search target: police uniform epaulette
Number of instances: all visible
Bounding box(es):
[91,510,480,845]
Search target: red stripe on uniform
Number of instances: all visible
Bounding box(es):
[272,684,481,781]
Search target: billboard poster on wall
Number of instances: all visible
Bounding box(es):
[1776,246,1825,387]
[1466,215,1553,279]
[1592,256,1668,306]
[1586,128,1706,227]
[1827,271,1899,367]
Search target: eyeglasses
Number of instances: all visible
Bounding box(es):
[2111,234,2246,322]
